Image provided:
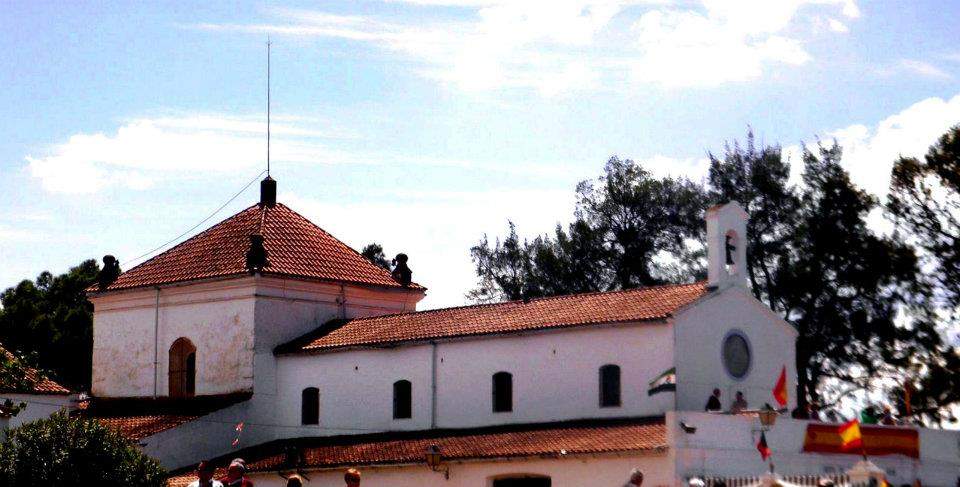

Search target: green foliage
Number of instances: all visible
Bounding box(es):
[360,243,392,270]
[469,157,706,302]
[473,130,958,422]
[0,351,49,417]
[887,125,960,424]
[0,259,98,391]
[0,412,166,487]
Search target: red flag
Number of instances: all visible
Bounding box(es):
[772,366,788,408]
[757,431,772,460]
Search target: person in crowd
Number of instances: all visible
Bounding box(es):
[624,468,643,487]
[705,389,722,412]
[345,468,361,487]
[188,460,224,487]
[861,406,880,424]
[220,458,254,487]
[714,480,727,487]
[730,391,748,414]
[881,405,897,425]
[285,474,304,487]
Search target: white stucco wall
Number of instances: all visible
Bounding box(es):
[435,323,675,428]
[670,411,960,487]
[90,279,258,398]
[673,286,798,413]
[273,322,675,436]
[90,275,423,399]
[0,393,74,429]
[243,453,669,487]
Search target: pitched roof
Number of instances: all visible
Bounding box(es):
[167,416,666,486]
[94,203,423,292]
[0,346,71,395]
[278,281,708,353]
[78,392,251,441]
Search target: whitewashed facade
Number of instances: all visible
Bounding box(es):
[86,195,960,487]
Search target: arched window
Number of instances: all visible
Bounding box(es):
[168,338,196,398]
[599,364,621,408]
[393,380,412,419]
[492,371,513,413]
[301,387,320,425]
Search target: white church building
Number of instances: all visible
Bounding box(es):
[82,178,960,486]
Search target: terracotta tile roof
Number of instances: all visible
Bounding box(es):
[0,345,71,395]
[78,392,251,441]
[93,203,423,292]
[167,417,666,486]
[278,282,708,353]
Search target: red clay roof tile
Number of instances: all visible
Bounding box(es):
[167,417,666,486]
[0,346,71,395]
[94,203,423,292]
[79,392,251,441]
[279,282,707,352]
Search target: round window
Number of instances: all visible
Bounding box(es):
[722,332,751,379]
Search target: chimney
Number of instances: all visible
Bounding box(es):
[260,176,277,208]
[706,201,748,289]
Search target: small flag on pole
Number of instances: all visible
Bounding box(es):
[772,366,788,408]
[838,418,863,452]
[232,421,245,447]
[757,431,772,460]
[647,367,676,396]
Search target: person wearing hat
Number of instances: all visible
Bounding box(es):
[285,474,304,487]
[623,468,644,487]
[344,468,361,487]
[188,460,224,487]
[220,458,254,487]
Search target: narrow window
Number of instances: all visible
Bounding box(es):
[168,338,196,398]
[301,387,319,425]
[599,364,621,407]
[493,371,513,413]
[393,380,412,419]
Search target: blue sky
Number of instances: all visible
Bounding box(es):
[2,0,959,309]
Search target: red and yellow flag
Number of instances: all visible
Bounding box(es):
[772,366,788,408]
[802,422,919,458]
[838,418,863,451]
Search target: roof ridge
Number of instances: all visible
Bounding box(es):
[271,203,422,288]
[116,203,262,278]
[347,280,707,323]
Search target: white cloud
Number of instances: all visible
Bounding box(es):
[827,93,960,197]
[899,60,952,79]
[784,93,960,199]
[195,0,858,94]
[281,188,575,309]
[24,113,437,194]
[827,17,848,32]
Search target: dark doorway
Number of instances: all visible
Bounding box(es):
[493,477,551,487]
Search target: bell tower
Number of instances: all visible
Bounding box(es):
[706,201,748,289]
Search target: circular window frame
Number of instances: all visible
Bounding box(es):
[721,329,752,381]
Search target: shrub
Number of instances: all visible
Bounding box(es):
[0,412,166,486]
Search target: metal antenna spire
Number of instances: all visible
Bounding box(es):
[266,38,271,176]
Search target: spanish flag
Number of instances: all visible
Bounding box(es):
[802,422,919,458]
[772,366,788,408]
[839,418,863,451]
